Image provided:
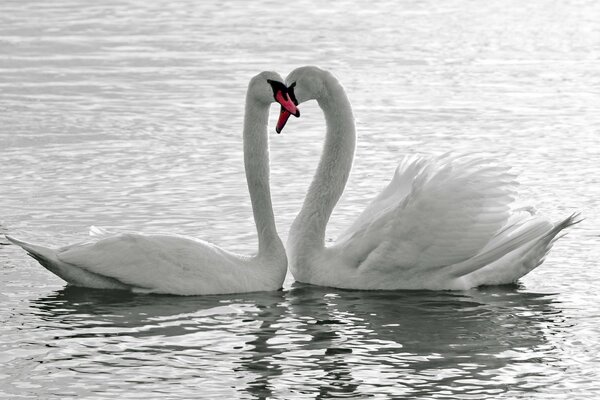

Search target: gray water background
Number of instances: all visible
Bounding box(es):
[1,0,599,398]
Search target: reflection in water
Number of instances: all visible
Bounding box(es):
[10,285,566,399]
[283,284,565,398]
[1,0,598,397]
[21,288,290,398]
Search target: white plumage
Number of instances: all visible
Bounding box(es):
[6,71,289,295]
[284,66,579,290]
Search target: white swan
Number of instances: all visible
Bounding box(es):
[6,71,300,295]
[279,66,580,290]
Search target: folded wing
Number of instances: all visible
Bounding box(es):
[57,233,243,294]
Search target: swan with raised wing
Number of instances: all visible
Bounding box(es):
[6,71,299,295]
[277,66,579,290]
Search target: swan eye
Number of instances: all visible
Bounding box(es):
[266,79,287,97]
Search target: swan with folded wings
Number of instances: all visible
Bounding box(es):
[7,71,299,295]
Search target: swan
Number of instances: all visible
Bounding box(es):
[6,71,300,295]
[278,66,580,290]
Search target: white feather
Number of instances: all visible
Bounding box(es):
[6,71,289,295]
[285,66,580,290]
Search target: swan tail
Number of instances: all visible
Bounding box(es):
[5,235,130,290]
[456,213,581,286]
[5,235,59,266]
[547,212,582,244]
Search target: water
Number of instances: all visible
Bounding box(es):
[1,0,599,398]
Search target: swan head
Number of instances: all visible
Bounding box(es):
[284,66,332,104]
[275,66,338,132]
[248,71,299,133]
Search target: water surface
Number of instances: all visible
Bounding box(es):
[1,0,599,398]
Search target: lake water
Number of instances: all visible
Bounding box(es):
[1,0,599,398]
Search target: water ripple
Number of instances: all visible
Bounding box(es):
[1,0,599,398]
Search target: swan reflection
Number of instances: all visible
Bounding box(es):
[23,284,567,399]
[281,283,565,398]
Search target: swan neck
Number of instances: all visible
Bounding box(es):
[243,94,283,257]
[291,78,356,252]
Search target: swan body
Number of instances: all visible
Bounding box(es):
[6,71,298,295]
[6,232,284,295]
[283,66,579,290]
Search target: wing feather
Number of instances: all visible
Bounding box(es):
[337,154,519,272]
[56,233,242,294]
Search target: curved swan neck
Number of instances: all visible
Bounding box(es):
[243,92,283,257]
[291,77,356,251]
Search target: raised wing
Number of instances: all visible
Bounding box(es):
[337,155,427,244]
[336,154,519,273]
